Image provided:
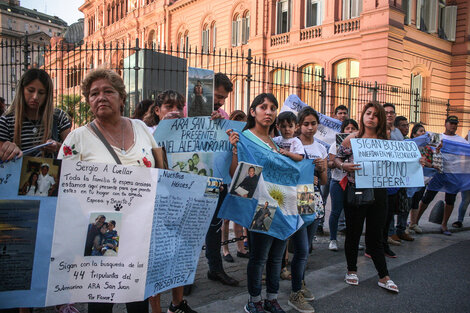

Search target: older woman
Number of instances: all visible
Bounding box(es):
[58,68,155,313]
[0,68,71,161]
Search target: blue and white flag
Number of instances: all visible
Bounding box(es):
[427,139,470,194]
[218,132,315,240]
[280,94,341,149]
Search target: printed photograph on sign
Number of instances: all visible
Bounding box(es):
[336,133,349,150]
[428,132,442,147]
[170,152,213,176]
[18,157,62,197]
[296,184,315,214]
[249,201,277,232]
[187,67,214,117]
[229,162,263,199]
[0,200,40,292]
[205,177,223,198]
[84,212,122,257]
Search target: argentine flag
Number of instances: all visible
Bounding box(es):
[218,132,316,240]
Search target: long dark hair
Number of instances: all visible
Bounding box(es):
[144,90,185,126]
[341,119,359,133]
[411,123,425,139]
[132,99,153,120]
[243,93,278,131]
[357,102,387,139]
[28,172,39,190]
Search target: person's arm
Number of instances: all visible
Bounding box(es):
[314,158,328,185]
[328,153,337,169]
[227,129,239,177]
[333,134,361,173]
[279,148,304,161]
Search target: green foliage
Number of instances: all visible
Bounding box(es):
[57,94,91,126]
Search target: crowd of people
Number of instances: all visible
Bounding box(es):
[0,67,469,313]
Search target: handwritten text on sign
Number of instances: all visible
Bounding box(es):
[351,138,424,188]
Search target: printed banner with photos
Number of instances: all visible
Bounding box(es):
[218,132,316,240]
[280,94,342,149]
[153,116,245,183]
[350,138,425,189]
[0,158,219,308]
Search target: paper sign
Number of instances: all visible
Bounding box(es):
[351,138,424,188]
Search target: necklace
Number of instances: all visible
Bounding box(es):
[30,119,41,134]
[95,118,126,154]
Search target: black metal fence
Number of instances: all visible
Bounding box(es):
[0,37,465,133]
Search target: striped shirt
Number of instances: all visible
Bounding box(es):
[0,108,71,158]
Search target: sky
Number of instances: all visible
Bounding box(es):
[20,0,84,25]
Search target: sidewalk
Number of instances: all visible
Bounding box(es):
[35,191,470,313]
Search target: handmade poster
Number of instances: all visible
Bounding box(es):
[0,158,58,308]
[0,159,219,308]
[153,116,245,182]
[351,138,424,188]
[144,173,219,297]
[45,159,159,305]
[279,94,342,149]
[218,132,316,240]
[187,67,214,117]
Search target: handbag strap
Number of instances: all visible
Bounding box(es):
[89,121,122,165]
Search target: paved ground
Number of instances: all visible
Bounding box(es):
[31,191,470,313]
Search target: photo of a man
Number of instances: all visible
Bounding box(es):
[250,201,276,232]
[229,162,262,199]
[84,215,106,256]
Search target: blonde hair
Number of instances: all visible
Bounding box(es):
[6,69,54,147]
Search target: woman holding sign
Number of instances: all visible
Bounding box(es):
[334,102,399,293]
[0,68,71,161]
[58,69,157,313]
[227,93,289,313]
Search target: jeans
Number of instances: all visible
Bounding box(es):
[457,190,470,222]
[329,180,344,241]
[306,218,321,251]
[205,184,227,273]
[290,227,309,292]
[247,231,287,297]
[395,210,409,236]
[318,170,331,227]
[344,187,389,278]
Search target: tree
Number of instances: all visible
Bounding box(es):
[58,94,91,127]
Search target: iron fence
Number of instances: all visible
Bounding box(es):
[0,37,465,133]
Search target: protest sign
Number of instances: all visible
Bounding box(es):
[351,138,424,188]
[0,158,219,308]
[218,131,316,240]
[0,158,58,308]
[279,94,342,149]
[187,67,214,117]
[153,116,245,182]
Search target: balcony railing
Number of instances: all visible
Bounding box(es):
[334,18,360,34]
[271,33,290,46]
[300,25,322,41]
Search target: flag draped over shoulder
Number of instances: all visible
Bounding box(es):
[427,139,470,193]
[218,131,315,240]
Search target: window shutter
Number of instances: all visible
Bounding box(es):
[319,0,324,25]
[342,0,351,20]
[277,1,282,34]
[427,0,438,33]
[232,20,237,46]
[442,6,457,41]
[246,15,250,41]
[403,0,412,25]
[213,25,217,49]
[242,18,247,44]
[416,0,422,29]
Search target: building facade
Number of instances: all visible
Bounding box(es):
[0,0,67,104]
[48,0,470,133]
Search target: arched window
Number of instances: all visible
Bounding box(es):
[333,58,360,115]
[232,12,250,46]
[148,30,156,48]
[178,31,189,57]
[300,63,322,108]
[410,69,425,123]
[272,69,290,107]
